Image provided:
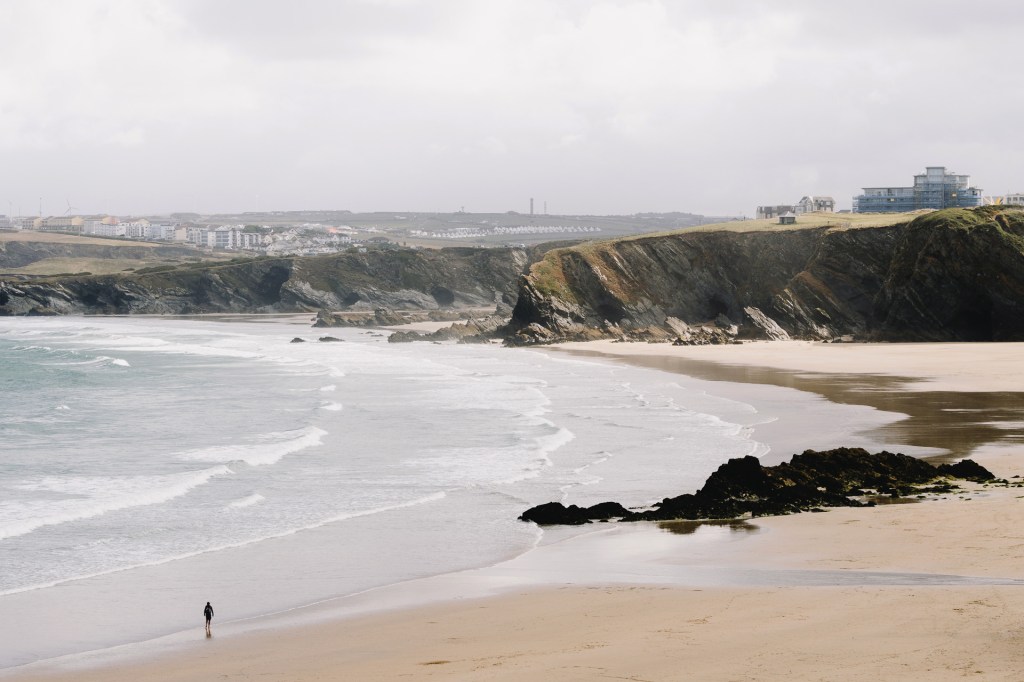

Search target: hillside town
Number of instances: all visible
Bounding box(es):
[0,215,359,256]
[0,209,716,254]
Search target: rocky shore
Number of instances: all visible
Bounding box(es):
[520,447,998,525]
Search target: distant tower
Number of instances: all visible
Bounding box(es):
[530,198,534,215]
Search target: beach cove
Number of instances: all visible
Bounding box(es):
[6,331,1024,681]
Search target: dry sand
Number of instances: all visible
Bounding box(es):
[10,340,1024,681]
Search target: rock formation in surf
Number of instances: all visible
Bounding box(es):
[519,447,997,525]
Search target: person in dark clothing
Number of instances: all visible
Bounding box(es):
[204,601,214,635]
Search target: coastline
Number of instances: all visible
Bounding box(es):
[10,339,1024,681]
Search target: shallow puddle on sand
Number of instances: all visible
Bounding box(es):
[657,519,759,535]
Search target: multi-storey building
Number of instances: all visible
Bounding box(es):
[995,193,1024,206]
[854,166,983,213]
[33,216,84,232]
[755,204,796,220]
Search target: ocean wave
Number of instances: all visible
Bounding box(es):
[227,493,266,509]
[493,423,575,485]
[10,345,54,353]
[0,466,233,541]
[0,491,449,598]
[177,426,328,466]
[538,423,575,452]
[319,384,337,392]
[44,355,130,368]
[319,401,343,412]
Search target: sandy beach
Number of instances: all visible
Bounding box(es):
[10,340,1024,681]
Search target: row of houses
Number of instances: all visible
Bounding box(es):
[755,196,836,221]
[81,218,266,249]
[0,215,353,252]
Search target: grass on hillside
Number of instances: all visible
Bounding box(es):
[0,231,240,276]
[628,210,927,240]
[0,257,187,276]
[0,231,164,247]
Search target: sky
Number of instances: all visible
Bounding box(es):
[2,0,1023,217]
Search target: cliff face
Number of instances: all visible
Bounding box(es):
[0,246,533,316]
[508,207,1024,344]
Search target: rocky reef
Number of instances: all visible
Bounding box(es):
[387,304,514,344]
[519,448,996,525]
[507,207,1024,344]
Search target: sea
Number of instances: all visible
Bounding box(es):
[0,315,891,670]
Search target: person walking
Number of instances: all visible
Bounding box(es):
[204,601,214,635]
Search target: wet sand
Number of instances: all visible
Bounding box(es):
[553,341,1024,462]
[10,340,1024,681]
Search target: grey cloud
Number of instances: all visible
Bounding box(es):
[175,0,471,59]
[3,1,1024,216]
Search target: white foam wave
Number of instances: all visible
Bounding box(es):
[530,423,575,470]
[319,384,337,392]
[227,493,266,509]
[319,401,343,411]
[178,426,327,466]
[0,491,448,598]
[0,466,233,541]
[45,355,130,368]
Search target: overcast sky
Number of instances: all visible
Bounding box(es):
[2,0,1022,217]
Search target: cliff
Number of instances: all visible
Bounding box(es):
[0,246,533,316]
[507,207,1024,344]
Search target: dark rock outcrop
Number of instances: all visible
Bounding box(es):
[935,458,995,482]
[507,207,1024,344]
[519,448,993,525]
[387,303,514,344]
[314,307,411,328]
[519,501,631,526]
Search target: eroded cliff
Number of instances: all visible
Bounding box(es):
[0,246,533,316]
[507,207,1024,344]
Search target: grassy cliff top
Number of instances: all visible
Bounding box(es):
[652,210,926,237]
